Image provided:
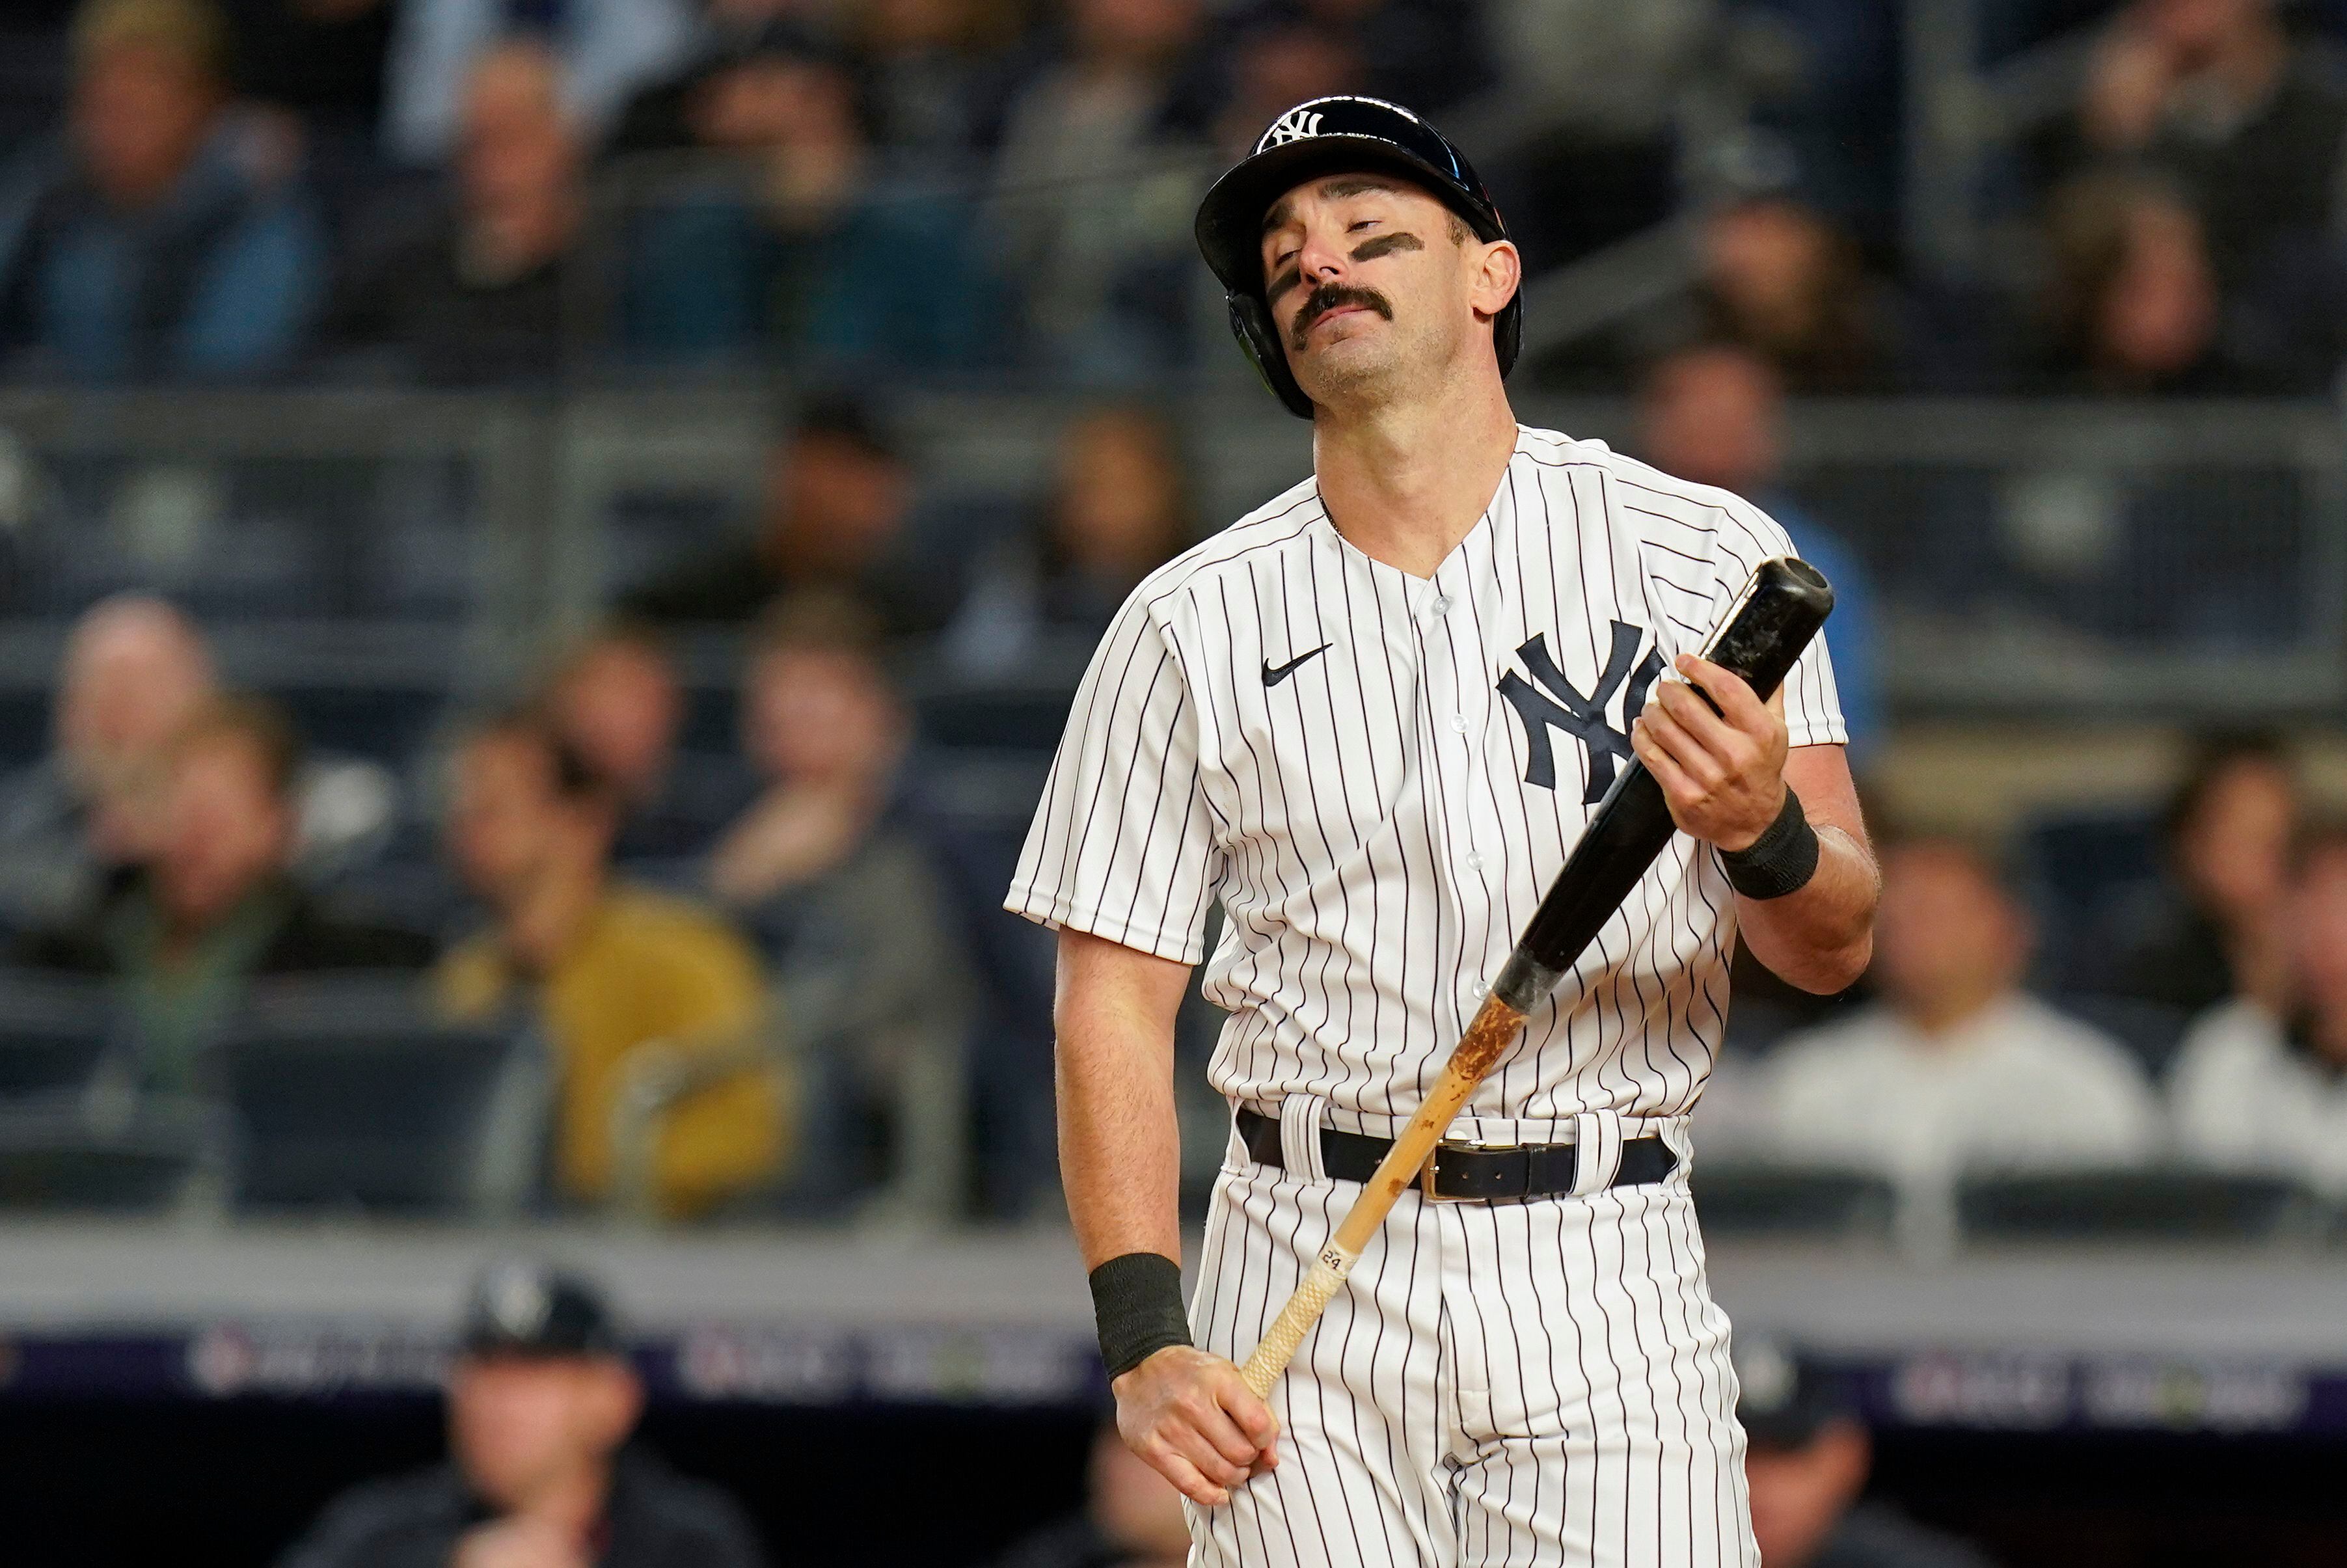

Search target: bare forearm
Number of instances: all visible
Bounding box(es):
[1735,823,1877,994]
[1058,1024,1182,1267]
[1053,929,1189,1268]
[1054,928,1279,1507]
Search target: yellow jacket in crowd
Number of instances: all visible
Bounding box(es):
[436,885,785,1217]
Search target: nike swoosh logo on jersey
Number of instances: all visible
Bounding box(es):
[1262,643,1333,687]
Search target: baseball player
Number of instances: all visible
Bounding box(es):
[1008,96,1880,1567]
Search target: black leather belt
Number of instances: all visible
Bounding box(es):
[1236,1107,1677,1202]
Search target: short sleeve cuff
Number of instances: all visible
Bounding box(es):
[1786,716,1849,750]
[1005,882,1208,966]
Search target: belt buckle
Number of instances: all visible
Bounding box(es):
[1419,1138,1491,1202]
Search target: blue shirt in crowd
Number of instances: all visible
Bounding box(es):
[0,126,327,383]
[1766,492,1881,757]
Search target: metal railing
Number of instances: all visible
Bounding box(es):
[0,386,2335,721]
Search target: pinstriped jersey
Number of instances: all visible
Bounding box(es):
[1006,424,1845,1133]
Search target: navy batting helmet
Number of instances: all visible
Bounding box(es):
[1194,96,1521,418]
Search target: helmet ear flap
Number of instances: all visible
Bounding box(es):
[1227,292,1316,419]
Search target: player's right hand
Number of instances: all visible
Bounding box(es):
[1111,1345,1281,1507]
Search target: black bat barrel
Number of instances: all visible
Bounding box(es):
[1489,557,1835,1012]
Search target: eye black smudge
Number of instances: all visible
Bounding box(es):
[1349,232,1424,264]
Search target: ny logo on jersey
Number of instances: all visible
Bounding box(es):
[1497,623,1664,804]
[1262,108,1324,146]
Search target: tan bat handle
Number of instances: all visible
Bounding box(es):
[1236,995,1530,1399]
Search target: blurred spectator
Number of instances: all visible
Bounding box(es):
[219,0,395,144]
[710,593,973,1223]
[1755,837,2160,1204]
[1735,1338,1995,1568]
[947,404,1192,675]
[2101,731,2298,1012]
[1483,0,1703,267]
[983,1414,1189,1568]
[0,595,404,930]
[1569,195,1909,393]
[621,397,956,639]
[329,41,586,385]
[608,3,839,157]
[619,26,996,369]
[1489,0,1702,142]
[2029,172,2277,394]
[0,0,327,382]
[1212,8,1366,159]
[987,0,1219,377]
[435,710,782,1218]
[383,0,693,165]
[541,619,753,863]
[1741,0,1905,245]
[1633,343,1880,753]
[280,1261,767,1568]
[0,595,216,930]
[1240,0,1489,117]
[2031,0,2347,293]
[1687,196,1901,392]
[18,694,433,1096]
[2170,820,2347,1198]
[852,0,1031,158]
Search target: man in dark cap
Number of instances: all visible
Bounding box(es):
[1736,1338,1993,1568]
[621,395,954,642]
[278,1261,767,1568]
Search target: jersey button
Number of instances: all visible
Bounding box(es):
[1430,594,1454,616]
[1465,851,1487,871]
[1449,713,1471,734]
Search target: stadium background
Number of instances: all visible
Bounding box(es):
[1,0,2346,1562]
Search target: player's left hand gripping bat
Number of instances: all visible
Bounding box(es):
[1237,556,1835,1399]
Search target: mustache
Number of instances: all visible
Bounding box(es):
[1288,282,1393,349]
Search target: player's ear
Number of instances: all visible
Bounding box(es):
[1469,239,1521,322]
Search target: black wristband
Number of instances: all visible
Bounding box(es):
[1719,787,1821,900]
[1089,1252,1192,1380]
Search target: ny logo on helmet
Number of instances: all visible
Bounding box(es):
[1263,109,1324,146]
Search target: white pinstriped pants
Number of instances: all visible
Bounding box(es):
[1186,1116,1756,1568]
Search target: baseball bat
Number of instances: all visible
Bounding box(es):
[1236,556,1834,1399]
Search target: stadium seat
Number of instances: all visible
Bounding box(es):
[218,975,528,1217]
[0,691,47,772]
[912,684,1079,752]
[2047,993,2194,1080]
[2011,811,2162,992]
[274,687,450,770]
[1955,1168,2323,1244]
[1691,1161,1899,1242]
[0,970,114,1100]
[0,1101,210,1213]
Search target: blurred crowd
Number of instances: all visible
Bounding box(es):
[0,0,2339,1241]
[0,386,1210,1224]
[5,0,2347,393]
[1702,729,2347,1240]
[5,362,2344,1237]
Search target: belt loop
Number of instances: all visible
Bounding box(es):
[1279,1094,1327,1182]
[1657,1115,1694,1178]
[1569,1109,1623,1197]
